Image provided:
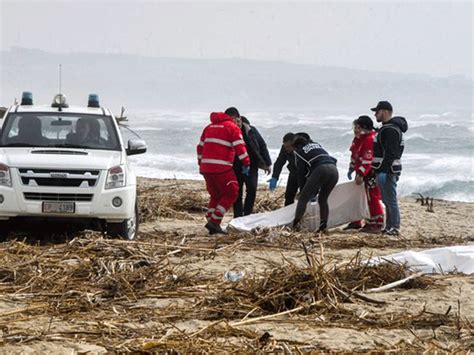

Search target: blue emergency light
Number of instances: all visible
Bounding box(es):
[88,94,100,108]
[21,91,33,105]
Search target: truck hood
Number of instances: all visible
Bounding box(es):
[0,148,123,170]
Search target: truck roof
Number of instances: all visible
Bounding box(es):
[9,104,112,116]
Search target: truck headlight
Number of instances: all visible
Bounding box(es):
[105,165,126,189]
[0,164,12,187]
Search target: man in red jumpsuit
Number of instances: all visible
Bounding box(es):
[345,115,384,233]
[197,112,251,235]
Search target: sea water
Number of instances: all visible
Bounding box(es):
[124,109,474,202]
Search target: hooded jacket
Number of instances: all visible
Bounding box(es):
[349,135,363,171]
[372,116,408,174]
[273,134,313,179]
[234,122,272,171]
[294,142,337,189]
[197,112,250,174]
[351,131,376,177]
[272,145,296,179]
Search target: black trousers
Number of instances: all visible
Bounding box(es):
[285,172,299,206]
[294,164,339,227]
[233,166,259,218]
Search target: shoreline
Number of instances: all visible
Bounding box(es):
[137,176,474,205]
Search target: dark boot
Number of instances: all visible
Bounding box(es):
[205,221,227,235]
[360,224,383,234]
[316,220,328,234]
[343,222,363,230]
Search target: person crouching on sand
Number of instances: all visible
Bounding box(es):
[290,135,338,233]
[197,112,251,235]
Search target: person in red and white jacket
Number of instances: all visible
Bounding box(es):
[197,111,251,234]
[348,119,362,180]
[344,115,384,233]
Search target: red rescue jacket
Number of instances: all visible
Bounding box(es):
[349,135,362,170]
[350,131,375,177]
[197,112,250,173]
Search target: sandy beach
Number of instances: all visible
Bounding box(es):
[0,177,473,353]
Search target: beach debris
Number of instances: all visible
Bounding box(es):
[426,197,435,213]
[0,180,471,352]
[253,189,285,212]
[137,181,208,222]
[257,331,272,348]
[414,193,435,212]
[365,271,426,293]
[0,228,470,352]
[224,270,246,282]
[415,193,426,205]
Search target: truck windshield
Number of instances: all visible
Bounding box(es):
[0,113,121,150]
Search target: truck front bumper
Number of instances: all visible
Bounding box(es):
[0,185,136,222]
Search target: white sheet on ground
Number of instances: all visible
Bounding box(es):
[228,181,370,232]
[370,246,474,274]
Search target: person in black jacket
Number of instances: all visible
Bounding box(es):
[290,136,339,233]
[371,101,408,236]
[226,108,272,217]
[269,132,311,206]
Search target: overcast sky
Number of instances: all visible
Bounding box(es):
[0,1,472,78]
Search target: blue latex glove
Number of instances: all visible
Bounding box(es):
[347,168,354,180]
[268,177,278,191]
[242,166,250,176]
[377,172,387,186]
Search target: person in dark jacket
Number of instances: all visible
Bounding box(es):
[269,132,311,206]
[290,136,339,233]
[371,101,408,236]
[225,108,272,217]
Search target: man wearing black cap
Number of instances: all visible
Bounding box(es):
[371,101,408,236]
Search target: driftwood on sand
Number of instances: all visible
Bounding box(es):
[0,179,472,352]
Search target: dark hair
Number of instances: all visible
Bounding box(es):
[224,107,240,118]
[295,132,311,141]
[355,115,374,130]
[293,136,309,148]
[240,116,250,125]
[282,132,295,143]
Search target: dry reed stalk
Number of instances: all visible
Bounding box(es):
[253,190,285,212]
[138,185,208,222]
[191,247,436,329]
[0,225,468,352]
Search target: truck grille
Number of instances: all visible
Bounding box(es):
[24,193,94,202]
[18,168,100,187]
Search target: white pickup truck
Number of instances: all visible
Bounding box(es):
[0,92,147,240]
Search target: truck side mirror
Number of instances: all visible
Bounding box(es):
[126,138,147,156]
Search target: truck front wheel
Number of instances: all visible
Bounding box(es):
[0,221,9,241]
[106,203,138,240]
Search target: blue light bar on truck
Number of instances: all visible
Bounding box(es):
[88,94,100,108]
[21,91,33,105]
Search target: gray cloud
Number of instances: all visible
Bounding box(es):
[1,1,472,78]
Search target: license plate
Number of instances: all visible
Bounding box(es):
[42,201,75,214]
